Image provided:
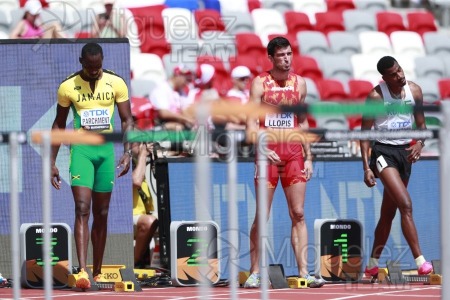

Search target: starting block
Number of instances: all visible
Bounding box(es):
[238,271,250,287]
[134,269,157,280]
[114,281,134,292]
[385,260,442,285]
[287,277,308,289]
[69,265,142,292]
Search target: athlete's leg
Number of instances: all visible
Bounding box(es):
[284,182,308,276]
[134,215,158,266]
[249,187,275,274]
[370,185,398,259]
[72,186,93,271]
[91,191,111,277]
[378,167,422,258]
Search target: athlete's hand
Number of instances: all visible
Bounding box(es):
[364,169,376,187]
[406,143,422,163]
[116,153,131,177]
[267,150,281,165]
[304,159,313,181]
[51,164,61,190]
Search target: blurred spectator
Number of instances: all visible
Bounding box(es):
[149,65,195,131]
[224,65,252,130]
[10,0,65,39]
[91,0,127,38]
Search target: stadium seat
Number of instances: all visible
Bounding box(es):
[218,0,249,13]
[353,0,390,10]
[348,79,374,101]
[414,55,446,80]
[131,78,158,98]
[162,53,197,77]
[414,77,441,103]
[316,114,349,130]
[314,11,345,35]
[297,30,331,56]
[376,11,407,36]
[235,32,266,57]
[199,31,236,65]
[442,56,450,77]
[162,7,197,43]
[291,0,327,24]
[247,0,262,12]
[79,0,103,11]
[268,33,299,54]
[343,9,377,33]
[128,5,169,57]
[347,115,362,130]
[359,31,393,55]
[304,77,321,103]
[351,54,382,86]
[72,8,96,33]
[292,55,323,82]
[74,31,91,38]
[261,0,293,14]
[130,53,167,82]
[284,11,314,35]
[221,11,254,34]
[326,0,355,12]
[194,9,226,36]
[328,31,361,56]
[204,0,221,12]
[423,32,450,56]
[315,78,349,101]
[47,0,78,9]
[229,54,271,77]
[406,11,438,37]
[118,0,166,8]
[251,8,287,45]
[164,0,198,11]
[390,31,425,57]
[197,55,233,96]
[438,79,450,100]
[131,96,155,130]
[395,55,416,80]
[0,10,10,35]
[307,114,317,128]
[317,54,353,83]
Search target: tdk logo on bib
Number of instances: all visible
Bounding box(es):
[265,113,294,128]
[83,109,109,117]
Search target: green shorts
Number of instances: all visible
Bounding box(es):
[69,143,115,192]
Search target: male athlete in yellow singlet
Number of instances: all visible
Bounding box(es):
[50,43,134,289]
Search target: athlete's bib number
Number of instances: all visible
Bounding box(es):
[265,113,294,128]
[80,109,111,130]
[376,155,388,173]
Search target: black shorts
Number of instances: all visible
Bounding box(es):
[369,142,412,180]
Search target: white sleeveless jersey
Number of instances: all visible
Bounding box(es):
[374,81,415,145]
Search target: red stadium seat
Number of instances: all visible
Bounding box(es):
[131,96,155,130]
[248,0,261,12]
[74,31,91,39]
[284,11,314,35]
[316,79,348,101]
[307,114,317,128]
[348,79,373,101]
[406,11,438,37]
[229,54,271,77]
[197,55,233,96]
[376,11,406,36]
[438,79,450,100]
[315,11,345,35]
[326,0,355,12]
[128,5,170,57]
[347,116,362,130]
[194,9,226,36]
[235,33,267,57]
[292,56,323,82]
[268,33,299,54]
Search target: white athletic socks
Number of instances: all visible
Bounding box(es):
[415,255,426,268]
[368,257,379,269]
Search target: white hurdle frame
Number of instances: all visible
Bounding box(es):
[441,102,449,300]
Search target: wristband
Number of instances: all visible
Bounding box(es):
[417,140,425,147]
[125,149,132,157]
[364,168,371,173]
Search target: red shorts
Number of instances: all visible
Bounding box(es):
[254,142,306,189]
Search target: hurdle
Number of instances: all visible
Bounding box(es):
[8,100,448,300]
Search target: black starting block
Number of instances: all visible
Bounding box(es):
[385,260,442,285]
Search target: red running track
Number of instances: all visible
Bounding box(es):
[0,283,441,300]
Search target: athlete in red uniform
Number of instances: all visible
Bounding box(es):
[244,36,324,288]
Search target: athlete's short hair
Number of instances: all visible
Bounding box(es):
[267,36,291,57]
[81,43,103,59]
[377,56,397,75]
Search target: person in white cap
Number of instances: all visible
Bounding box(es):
[149,64,195,131]
[227,65,251,105]
[10,0,65,39]
[91,0,129,39]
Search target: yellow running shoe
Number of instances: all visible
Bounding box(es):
[75,268,91,289]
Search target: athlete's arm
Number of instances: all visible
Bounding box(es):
[132,143,151,188]
[406,81,427,162]
[50,104,70,189]
[9,20,25,38]
[116,99,134,177]
[360,87,382,187]
[296,76,313,181]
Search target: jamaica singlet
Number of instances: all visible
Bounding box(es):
[57,70,128,132]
